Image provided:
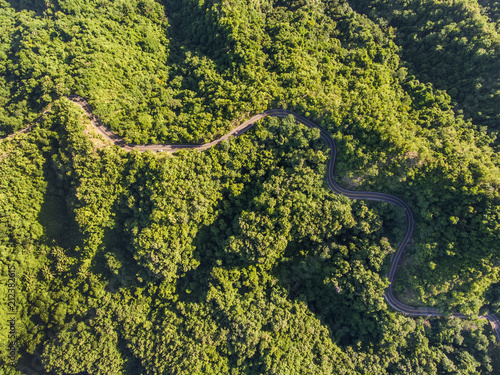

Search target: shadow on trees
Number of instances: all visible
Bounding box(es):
[348,0,500,133]
[5,0,49,14]
[163,0,233,71]
[273,239,390,348]
[38,158,78,250]
[175,182,263,304]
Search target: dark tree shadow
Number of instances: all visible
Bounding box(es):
[5,0,49,14]
[163,0,234,70]
[273,244,391,349]
[37,153,86,252]
[175,180,264,304]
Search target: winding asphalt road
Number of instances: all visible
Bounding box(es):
[9,95,500,342]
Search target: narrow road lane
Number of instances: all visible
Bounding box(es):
[10,96,500,341]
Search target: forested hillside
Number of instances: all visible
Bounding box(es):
[349,0,500,136]
[1,0,500,374]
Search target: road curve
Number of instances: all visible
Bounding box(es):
[9,95,500,341]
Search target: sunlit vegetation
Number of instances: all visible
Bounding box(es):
[1,0,500,373]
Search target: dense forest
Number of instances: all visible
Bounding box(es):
[1,0,500,374]
[349,0,500,136]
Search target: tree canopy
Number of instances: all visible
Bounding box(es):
[1,0,500,374]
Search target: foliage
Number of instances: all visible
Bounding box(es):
[1,0,500,374]
[349,0,500,135]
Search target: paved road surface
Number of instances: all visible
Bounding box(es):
[9,96,500,341]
